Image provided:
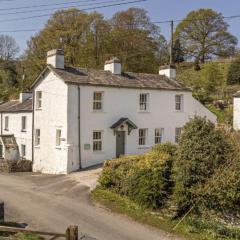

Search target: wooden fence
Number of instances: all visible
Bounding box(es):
[0,201,78,240]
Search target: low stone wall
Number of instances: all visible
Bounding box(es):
[0,160,32,173]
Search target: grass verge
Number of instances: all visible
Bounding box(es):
[91,187,240,240]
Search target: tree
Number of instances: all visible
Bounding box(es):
[173,116,232,216]
[175,9,237,63]
[227,56,240,85]
[172,38,184,63]
[0,35,19,60]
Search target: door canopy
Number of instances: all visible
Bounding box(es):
[110,118,138,135]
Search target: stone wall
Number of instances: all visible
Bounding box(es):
[0,160,32,173]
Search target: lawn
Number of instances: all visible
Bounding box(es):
[92,187,240,240]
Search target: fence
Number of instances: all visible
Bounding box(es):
[0,201,78,240]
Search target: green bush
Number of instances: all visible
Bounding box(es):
[98,143,177,209]
[173,116,233,216]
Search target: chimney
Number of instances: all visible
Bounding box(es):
[47,49,64,69]
[104,57,121,75]
[159,64,176,80]
[19,92,32,103]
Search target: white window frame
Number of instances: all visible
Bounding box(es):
[175,94,183,111]
[139,93,149,111]
[155,128,164,144]
[175,127,182,143]
[21,144,26,158]
[4,116,9,131]
[93,92,103,111]
[139,128,148,146]
[35,129,40,146]
[21,116,27,132]
[56,129,62,147]
[35,91,42,110]
[93,131,103,151]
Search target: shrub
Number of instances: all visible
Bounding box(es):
[98,143,177,209]
[173,116,233,216]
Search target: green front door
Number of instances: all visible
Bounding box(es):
[116,131,125,158]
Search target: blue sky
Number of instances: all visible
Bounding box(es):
[0,0,239,54]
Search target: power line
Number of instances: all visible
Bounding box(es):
[0,0,106,11]
[0,0,147,23]
[0,0,131,16]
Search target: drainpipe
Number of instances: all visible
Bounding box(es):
[78,86,82,170]
[32,91,35,165]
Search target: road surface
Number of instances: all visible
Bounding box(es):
[0,172,182,240]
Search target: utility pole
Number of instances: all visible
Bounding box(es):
[170,20,174,65]
[21,67,25,91]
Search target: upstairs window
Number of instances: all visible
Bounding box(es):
[4,116,9,131]
[21,116,27,132]
[139,129,147,145]
[35,129,40,146]
[139,93,149,111]
[93,92,103,111]
[175,127,182,143]
[175,94,183,111]
[155,128,164,144]
[36,91,42,109]
[93,131,102,151]
[56,129,62,147]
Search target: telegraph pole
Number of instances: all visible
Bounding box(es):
[170,20,174,65]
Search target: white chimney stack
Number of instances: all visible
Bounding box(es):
[19,92,32,103]
[104,57,121,75]
[159,65,176,80]
[47,49,64,69]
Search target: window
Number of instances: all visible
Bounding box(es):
[4,116,9,131]
[35,129,40,146]
[139,93,149,111]
[21,116,27,132]
[36,91,42,109]
[56,129,62,147]
[93,131,102,151]
[175,128,182,143]
[155,128,164,144]
[21,144,26,158]
[175,94,183,111]
[0,145,3,158]
[139,129,147,145]
[93,92,103,110]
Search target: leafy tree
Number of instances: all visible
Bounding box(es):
[0,35,19,61]
[173,116,232,216]
[172,38,184,63]
[227,56,240,85]
[175,9,237,63]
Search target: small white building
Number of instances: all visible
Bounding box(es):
[30,49,216,174]
[0,93,33,160]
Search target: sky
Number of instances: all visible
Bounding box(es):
[0,0,240,55]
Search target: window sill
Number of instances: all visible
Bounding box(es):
[175,110,183,113]
[92,110,105,113]
[35,108,42,111]
[55,146,61,150]
[34,145,40,149]
[4,129,9,131]
[93,150,105,154]
[138,111,150,113]
[21,130,27,133]
[138,146,150,150]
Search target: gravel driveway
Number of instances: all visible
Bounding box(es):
[0,169,182,240]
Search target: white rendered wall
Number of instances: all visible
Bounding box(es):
[33,71,69,174]
[233,97,240,130]
[1,112,32,161]
[104,63,121,75]
[68,85,217,169]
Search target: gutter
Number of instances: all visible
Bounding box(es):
[32,91,35,165]
[78,86,82,170]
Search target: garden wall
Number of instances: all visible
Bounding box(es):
[0,160,32,173]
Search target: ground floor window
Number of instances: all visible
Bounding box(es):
[155,128,164,144]
[93,131,102,151]
[21,144,26,158]
[139,128,147,145]
[175,127,182,143]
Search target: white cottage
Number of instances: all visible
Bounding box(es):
[0,93,33,160]
[30,49,216,174]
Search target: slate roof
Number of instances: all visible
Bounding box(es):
[233,91,240,97]
[110,118,138,129]
[0,98,32,113]
[31,65,191,92]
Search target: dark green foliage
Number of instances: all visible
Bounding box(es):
[99,143,177,209]
[173,39,184,64]
[227,56,240,85]
[173,116,233,216]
